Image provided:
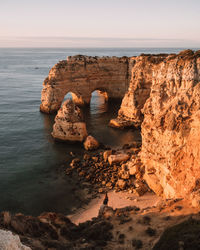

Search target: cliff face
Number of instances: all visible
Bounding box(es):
[110,54,169,128]
[140,50,200,203]
[40,55,130,113]
[111,49,200,204]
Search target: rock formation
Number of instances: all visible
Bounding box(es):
[110,49,200,204]
[40,55,130,113]
[110,54,169,128]
[140,50,200,204]
[84,135,99,151]
[0,229,31,250]
[0,211,113,250]
[52,99,88,142]
[43,49,200,205]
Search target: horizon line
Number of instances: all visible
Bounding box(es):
[0,46,199,49]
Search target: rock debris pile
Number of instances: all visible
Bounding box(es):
[66,142,149,196]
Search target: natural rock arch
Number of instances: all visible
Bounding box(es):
[40,55,130,113]
[90,88,109,103]
[62,91,85,106]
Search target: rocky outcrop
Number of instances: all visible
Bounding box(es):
[52,99,88,142]
[40,55,130,113]
[0,229,31,250]
[110,54,169,128]
[140,50,200,203]
[84,135,99,151]
[0,211,113,250]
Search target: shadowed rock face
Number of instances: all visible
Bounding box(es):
[40,55,130,113]
[0,211,113,250]
[140,50,200,203]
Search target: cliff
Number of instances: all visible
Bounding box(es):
[110,53,169,128]
[140,50,200,204]
[40,55,130,113]
[110,49,200,204]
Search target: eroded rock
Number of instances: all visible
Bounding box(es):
[108,154,130,165]
[40,55,130,113]
[84,135,99,151]
[0,229,31,250]
[110,54,168,128]
[52,99,88,142]
[140,50,200,202]
[103,150,112,162]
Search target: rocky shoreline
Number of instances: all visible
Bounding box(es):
[1,195,200,249]
[65,141,149,196]
[2,49,200,249]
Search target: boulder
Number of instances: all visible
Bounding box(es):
[119,164,130,179]
[52,99,88,142]
[109,118,133,129]
[126,156,143,176]
[84,135,99,151]
[108,154,130,165]
[116,179,127,189]
[103,150,112,162]
[0,229,31,250]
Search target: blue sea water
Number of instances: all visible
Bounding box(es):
[0,47,197,216]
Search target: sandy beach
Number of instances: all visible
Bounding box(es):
[69,191,162,224]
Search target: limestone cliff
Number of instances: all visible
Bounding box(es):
[111,49,200,204]
[52,99,88,142]
[140,50,200,204]
[110,54,169,128]
[40,55,130,113]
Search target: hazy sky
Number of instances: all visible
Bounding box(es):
[0,0,200,47]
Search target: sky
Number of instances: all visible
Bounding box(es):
[0,0,200,47]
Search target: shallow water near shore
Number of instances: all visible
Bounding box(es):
[0,47,197,216]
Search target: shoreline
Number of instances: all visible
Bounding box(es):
[69,190,162,224]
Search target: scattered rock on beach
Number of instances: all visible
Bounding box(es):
[103,150,112,162]
[108,153,130,165]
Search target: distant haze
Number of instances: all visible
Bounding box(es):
[0,0,200,47]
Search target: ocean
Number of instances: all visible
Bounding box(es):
[0,47,196,216]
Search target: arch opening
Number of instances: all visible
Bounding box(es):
[61,92,84,106]
[90,89,109,114]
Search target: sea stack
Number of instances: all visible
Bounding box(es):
[52,99,88,142]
